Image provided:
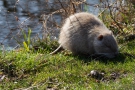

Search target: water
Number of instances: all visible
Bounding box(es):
[0,0,100,50]
[87,0,100,15]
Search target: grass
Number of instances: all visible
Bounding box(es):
[0,39,135,90]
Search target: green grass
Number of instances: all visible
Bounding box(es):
[0,40,135,90]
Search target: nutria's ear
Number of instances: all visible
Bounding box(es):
[98,35,103,40]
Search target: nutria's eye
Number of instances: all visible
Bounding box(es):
[98,35,103,40]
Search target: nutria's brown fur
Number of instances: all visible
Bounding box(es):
[53,12,118,58]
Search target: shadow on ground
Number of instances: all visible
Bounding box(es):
[74,53,127,64]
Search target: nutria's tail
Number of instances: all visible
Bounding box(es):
[50,45,63,55]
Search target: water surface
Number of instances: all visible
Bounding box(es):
[0,0,100,50]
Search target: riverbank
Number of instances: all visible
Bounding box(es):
[0,39,135,89]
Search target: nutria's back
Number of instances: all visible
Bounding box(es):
[59,12,118,58]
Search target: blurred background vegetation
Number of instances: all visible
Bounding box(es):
[0,0,134,51]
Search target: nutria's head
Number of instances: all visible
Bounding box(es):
[93,33,119,58]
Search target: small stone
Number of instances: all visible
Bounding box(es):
[89,70,105,80]
[90,70,99,78]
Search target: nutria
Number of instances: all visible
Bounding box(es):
[51,12,119,58]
